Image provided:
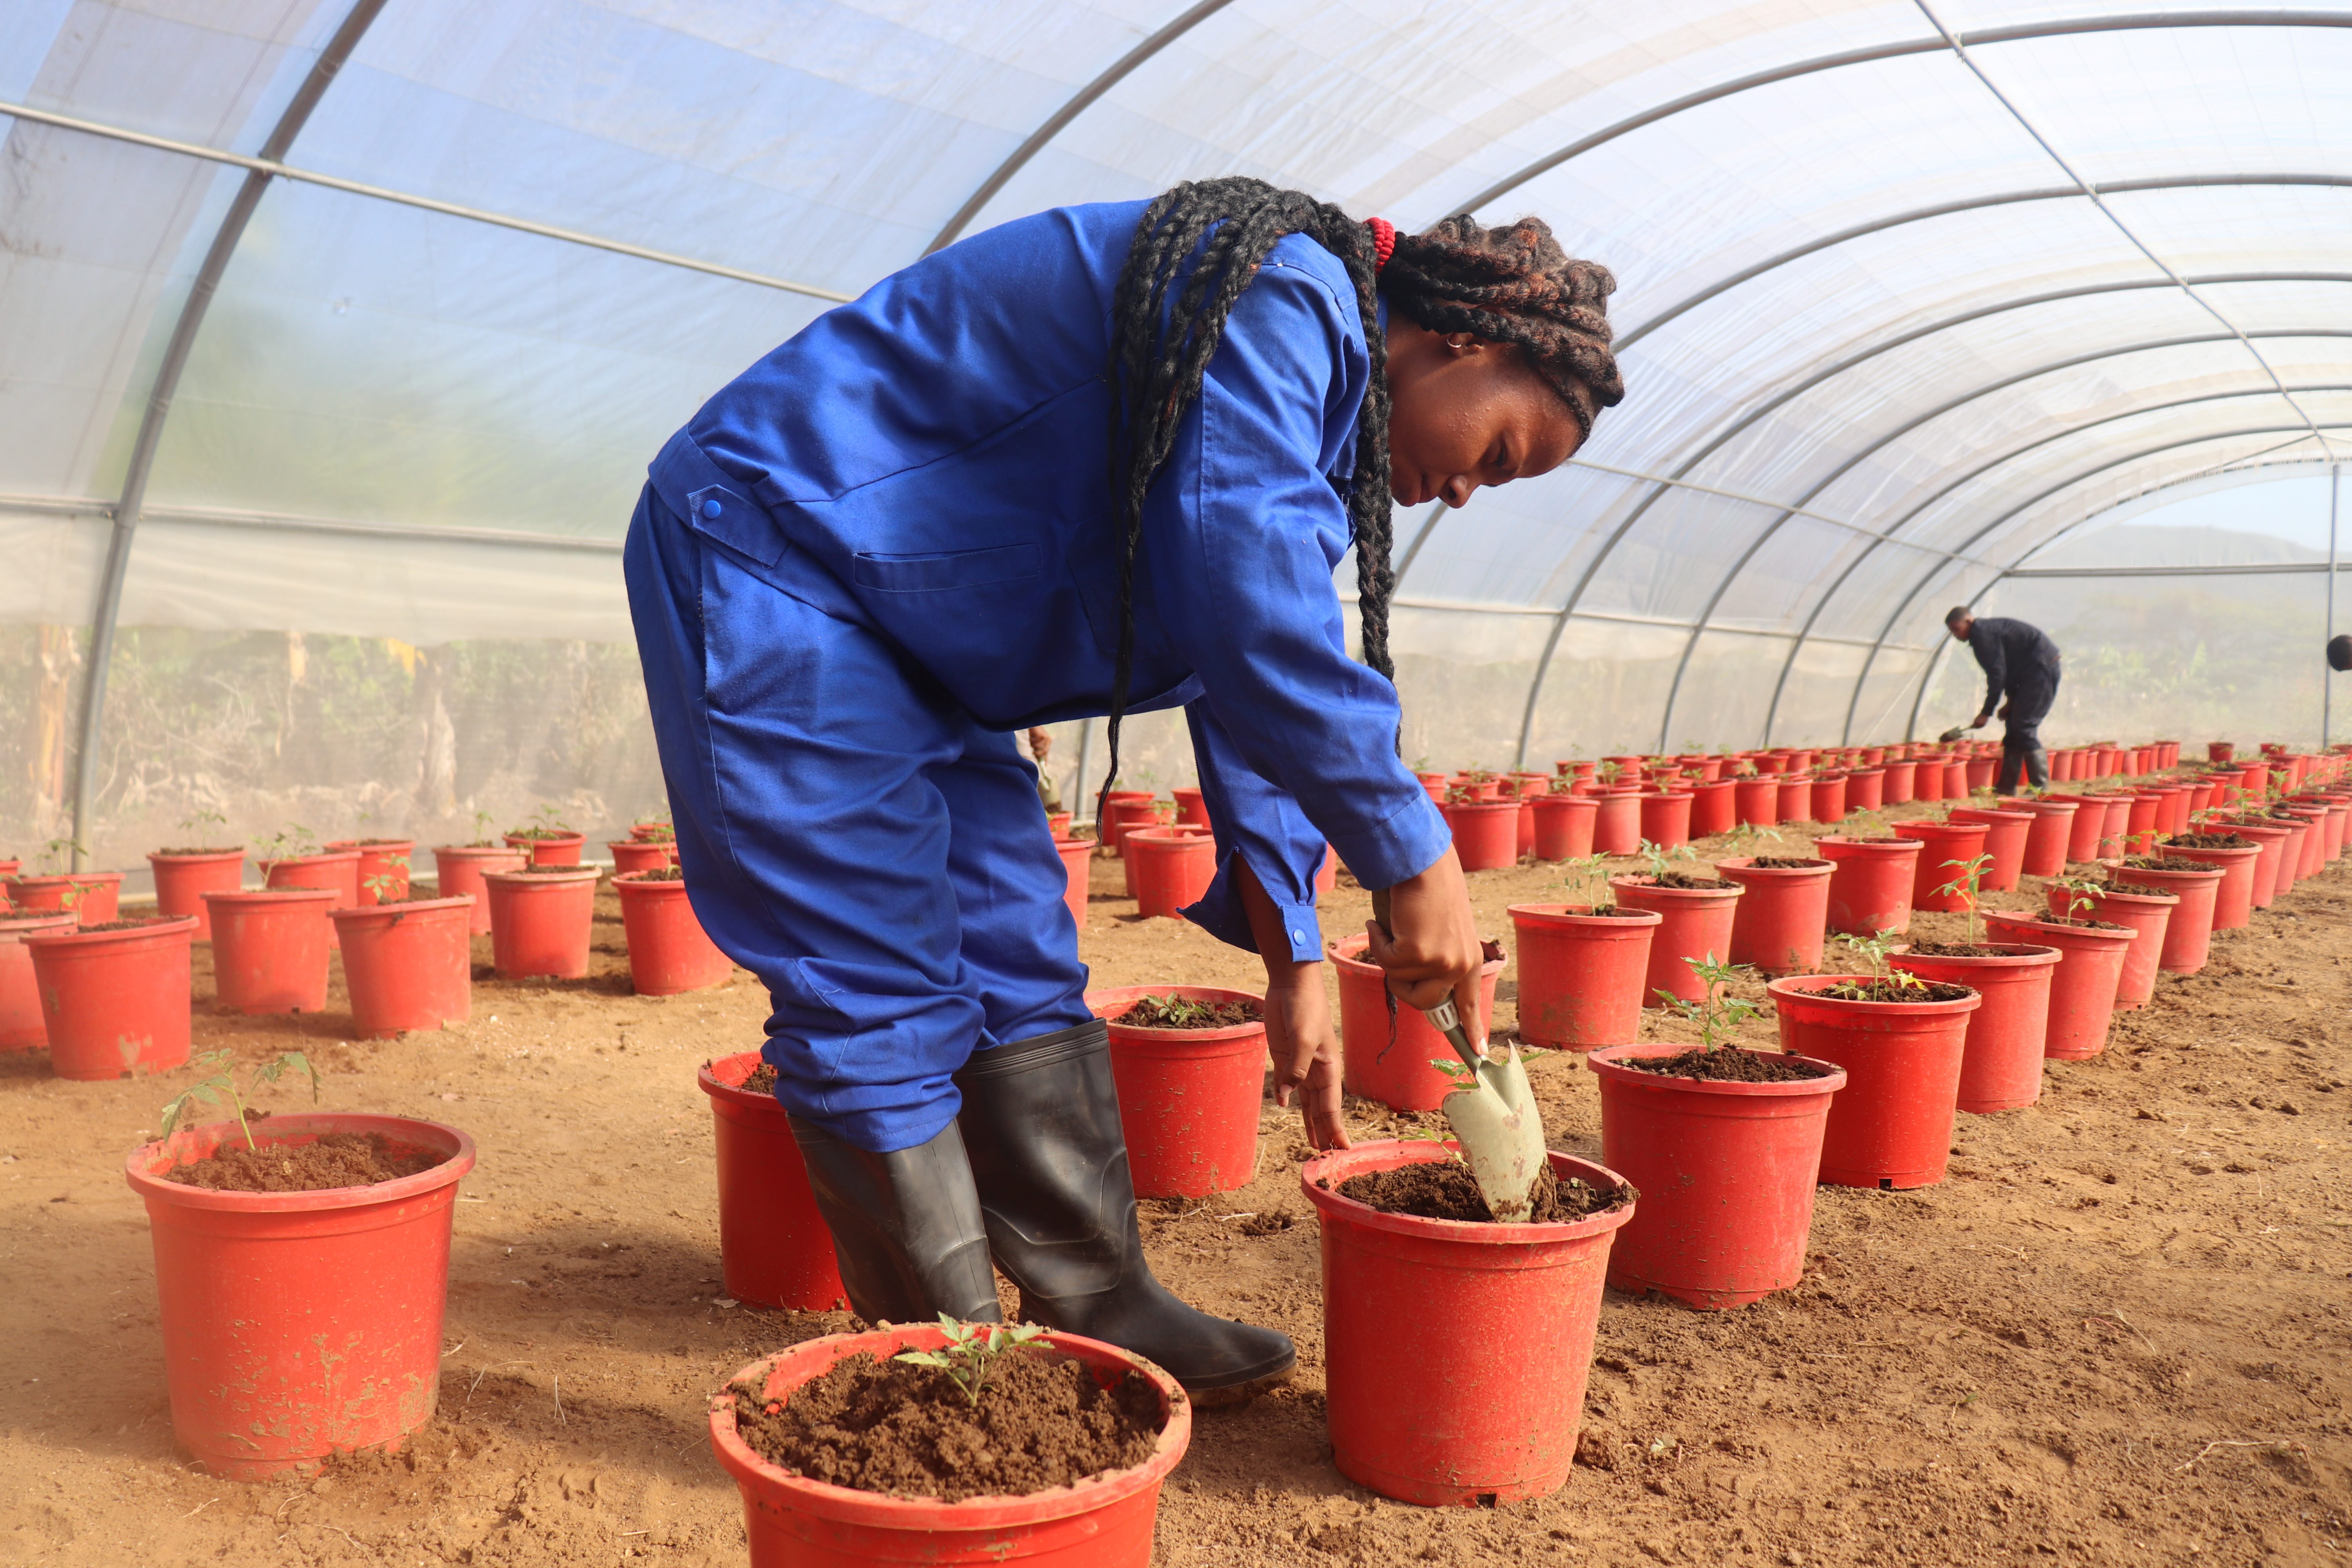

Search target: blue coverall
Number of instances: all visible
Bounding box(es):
[624,200,1451,1153]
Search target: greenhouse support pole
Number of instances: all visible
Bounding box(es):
[66,0,390,869]
[2328,463,2341,748]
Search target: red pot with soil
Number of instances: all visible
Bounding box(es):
[1911,756,1945,803]
[1887,944,2060,1113]
[203,889,335,1014]
[1100,794,1169,854]
[505,829,587,867]
[1611,874,1744,1006]
[1089,986,1267,1199]
[483,866,601,980]
[1301,1141,1635,1505]
[1532,795,1598,860]
[25,916,197,1080]
[264,849,362,949]
[1774,775,1812,827]
[709,1323,1187,1568]
[1045,810,1073,838]
[1890,820,1988,912]
[2278,806,2328,880]
[1981,913,2133,1060]
[1713,857,1832,975]
[1332,934,1504,1111]
[613,869,733,995]
[1508,904,1661,1050]
[1944,807,2032,893]
[1843,768,1885,812]
[1172,785,1209,826]
[1765,976,1980,1189]
[2106,858,2223,973]
[5,871,123,922]
[147,849,245,939]
[1123,826,1217,918]
[1688,778,1738,838]
[1441,799,1521,873]
[1878,759,1917,804]
[1054,837,1093,927]
[1809,772,1847,825]
[1586,1044,1845,1308]
[0,913,76,1050]
[123,1112,475,1479]
[609,838,678,875]
[333,897,475,1036]
[2007,799,2078,878]
[327,838,415,905]
[1814,836,1922,937]
[1638,790,1694,851]
[699,1053,848,1311]
[1732,776,1779,828]
[1591,789,1643,855]
[433,844,527,935]
[2046,882,2173,1010]
[2223,820,2294,907]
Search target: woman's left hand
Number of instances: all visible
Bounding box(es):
[1264,965,1351,1151]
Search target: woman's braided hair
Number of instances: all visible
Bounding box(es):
[1096,178,1623,819]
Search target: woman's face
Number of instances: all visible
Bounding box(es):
[1384,319,1588,509]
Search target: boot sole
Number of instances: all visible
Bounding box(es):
[1185,1361,1296,1408]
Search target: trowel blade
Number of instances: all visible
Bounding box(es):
[1440,1044,1548,1224]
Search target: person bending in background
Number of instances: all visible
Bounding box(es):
[2328,634,2352,673]
[1946,607,2062,793]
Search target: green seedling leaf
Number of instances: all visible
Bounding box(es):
[892,1314,1047,1407]
[1935,852,1994,945]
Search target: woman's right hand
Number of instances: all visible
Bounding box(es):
[1361,845,1487,1053]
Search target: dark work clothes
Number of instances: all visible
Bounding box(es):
[1965,616,2062,717]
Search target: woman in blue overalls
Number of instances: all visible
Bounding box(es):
[626,179,1624,1396]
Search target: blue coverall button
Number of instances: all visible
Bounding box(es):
[701,497,722,519]
[1289,928,1304,944]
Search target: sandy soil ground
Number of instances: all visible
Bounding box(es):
[2,793,2348,1567]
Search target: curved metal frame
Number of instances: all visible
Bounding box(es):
[66,0,390,866]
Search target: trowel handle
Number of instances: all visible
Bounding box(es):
[1369,890,1485,1073]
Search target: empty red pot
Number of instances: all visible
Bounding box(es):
[1586,1044,1845,1308]
[328,838,415,905]
[1878,759,1917,804]
[26,916,196,1080]
[1891,820,1989,912]
[1944,807,2031,892]
[1443,799,1521,872]
[1913,757,1945,803]
[264,849,362,950]
[613,872,733,996]
[710,1324,1185,1567]
[1887,944,2060,1113]
[505,830,586,867]
[1982,913,2133,1060]
[2047,882,2173,1011]
[699,1052,848,1310]
[1815,835,1921,937]
[1732,776,1779,828]
[1332,933,1503,1111]
[1508,904,1661,1050]
[1592,789,1643,854]
[1302,1142,1635,1505]
[609,838,678,876]
[1125,826,1218,918]
[203,889,335,1014]
[124,1113,474,1479]
[0,913,76,1050]
[1775,776,1812,826]
[1532,795,1599,860]
[2008,799,2078,877]
[2106,859,2221,973]
[1766,976,1980,1189]
[483,867,601,980]
[333,897,475,1036]
[1688,779,1738,838]
[1713,857,1832,976]
[1089,984,1266,1199]
[433,844,527,934]
[147,849,245,939]
[1055,837,1093,927]
[1809,773,1847,825]
[1611,876,1743,1006]
[1639,790,1694,850]
[5,871,123,922]
[1844,768,1885,811]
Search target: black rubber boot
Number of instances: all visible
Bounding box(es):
[954,1018,1296,1398]
[1996,747,2025,795]
[788,1114,1003,1325]
[2025,746,2051,789]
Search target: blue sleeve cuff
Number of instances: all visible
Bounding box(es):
[1339,786,1454,891]
[1180,861,1324,961]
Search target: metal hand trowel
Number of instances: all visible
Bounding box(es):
[1370,891,1549,1224]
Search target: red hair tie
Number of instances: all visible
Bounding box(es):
[1365,216,1396,271]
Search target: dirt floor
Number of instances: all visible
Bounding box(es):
[3,790,2348,1566]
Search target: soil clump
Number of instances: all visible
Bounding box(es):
[165,1131,441,1192]
[1746,856,1827,869]
[1332,1159,1624,1224]
[1627,873,1737,891]
[1814,978,1974,1003]
[1624,1047,1834,1083]
[1116,994,1260,1029]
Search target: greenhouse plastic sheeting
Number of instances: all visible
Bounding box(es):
[5,1,2352,862]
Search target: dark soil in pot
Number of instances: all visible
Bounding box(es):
[1329,1160,1626,1223]
[1747,857,1828,870]
[1624,1047,1835,1083]
[634,866,685,881]
[1815,978,1974,1003]
[2167,832,2257,849]
[71,918,184,934]
[2020,915,2132,932]
[157,844,241,855]
[514,866,595,877]
[2118,855,2220,871]
[1587,906,1652,917]
[1116,995,1261,1029]
[729,1348,1163,1501]
[1903,941,2015,957]
[1633,873,1738,891]
[165,1131,441,1192]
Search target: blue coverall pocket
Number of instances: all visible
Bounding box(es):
[851,543,1041,592]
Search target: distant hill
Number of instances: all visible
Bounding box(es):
[2024,523,2321,571]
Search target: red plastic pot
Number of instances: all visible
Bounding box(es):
[1878,759,1917,804]
[609,838,678,875]
[2279,806,2328,880]
[1963,755,1996,793]
[327,838,415,905]
[1732,776,1779,828]
[1774,776,1812,827]
[25,916,196,1080]
[124,1113,475,1479]
[699,1052,848,1310]
[1055,837,1093,926]
[1302,1141,1634,1505]
[1982,913,2132,1060]
[5,871,122,922]
[2008,799,2078,878]
[1713,857,1831,976]
[2227,820,2294,907]
[1814,836,1921,937]
[432,845,527,934]
[1844,768,1885,811]
[1912,756,1945,803]
[1639,790,1694,851]
[0,913,76,1050]
[1507,904,1661,1050]
[1101,795,1170,854]
[1890,820,1989,912]
[1089,985,1266,1199]
[1766,976,1980,1189]
[1887,944,2060,1113]
[1172,785,1209,826]
[264,849,362,950]
[613,872,733,996]
[710,1324,1186,1567]
[505,830,586,867]
[1332,933,1503,1111]
[1442,800,1521,872]
[2047,883,2173,1010]
[1124,826,1217,918]
[1809,773,1847,825]
[1532,795,1598,860]
[1586,1044,1845,1308]
[147,849,245,939]
[2107,860,2222,974]
[1943,807,2031,892]
[2160,841,2261,932]
[333,897,475,1036]
[1611,876,1743,1006]
[1688,779,1738,838]
[483,867,601,980]
[1591,789,1643,854]
[203,889,335,1014]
